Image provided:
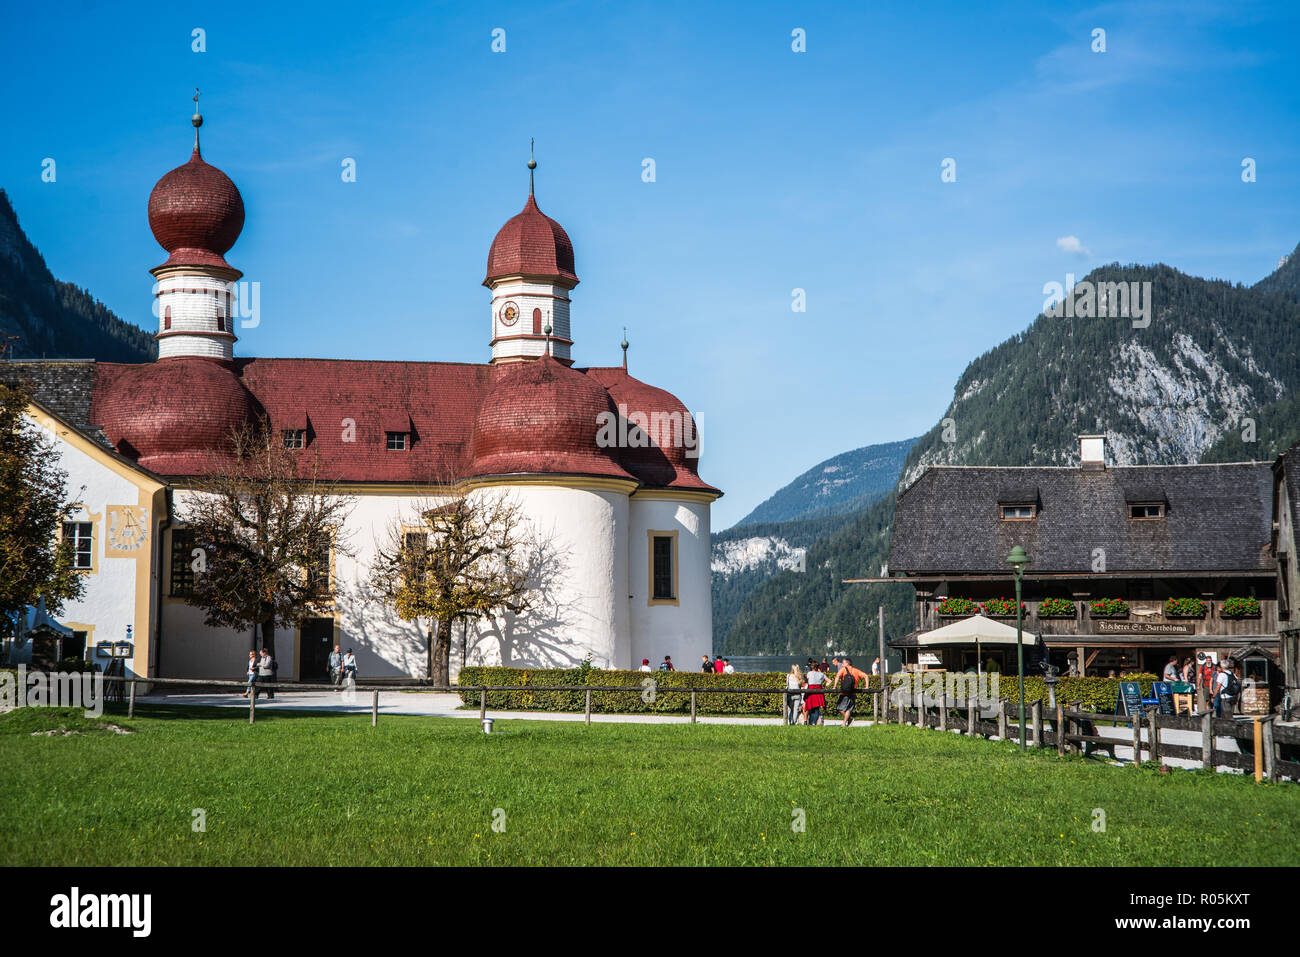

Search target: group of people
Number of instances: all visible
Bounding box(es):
[700,655,735,674]
[1163,654,1244,717]
[327,645,359,690]
[639,656,676,672]
[242,648,277,699]
[242,645,360,698]
[785,656,879,727]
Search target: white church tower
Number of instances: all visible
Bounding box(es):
[483,146,578,365]
[147,94,246,361]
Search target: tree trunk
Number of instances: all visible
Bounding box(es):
[433,617,452,686]
[260,617,275,662]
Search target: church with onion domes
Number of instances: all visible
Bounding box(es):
[10,106,720,682]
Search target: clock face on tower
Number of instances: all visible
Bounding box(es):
[498,301,519,327]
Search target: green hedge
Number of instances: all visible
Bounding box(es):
[886,671,1161,714]
[457,667,886,716]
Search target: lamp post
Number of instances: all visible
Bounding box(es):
[1006,545,1030,751]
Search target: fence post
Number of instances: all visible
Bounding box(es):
[1129,714,1142,765]
[1253,718,1264,782]
[938,693,947,732]
[1148,709,1160,764]
[372,690,379,727]
[128,680,136,719]
[249,687,256,725]
[690,690,697,723]
[967,693,976,736]
[997,699,1007,740]
[1032,700,1042,748]
[585,689,592,726]
[873,689,879,725]
[1201,711,1213,770]
[896,690,904,725]
[1262,717,1277,783]
[1050,696,1060,759]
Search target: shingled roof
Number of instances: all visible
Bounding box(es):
[890,462,1274,575]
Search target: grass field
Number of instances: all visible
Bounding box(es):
[1,704,1295,866]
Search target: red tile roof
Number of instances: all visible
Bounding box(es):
[88,356,716,495]
[147,147,245,272]
[484,195,578,286]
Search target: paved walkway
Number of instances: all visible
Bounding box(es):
[142,690,792,725]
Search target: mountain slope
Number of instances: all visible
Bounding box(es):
[0,189,154,362]
[721,251,1300,656]
[735,437,918,526]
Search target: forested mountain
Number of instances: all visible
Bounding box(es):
[734,437,918,526]
[0,190,154,362]
[718,251,1300,657]
[711,438,916,642]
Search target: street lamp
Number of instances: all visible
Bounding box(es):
[1006,545,1030,752]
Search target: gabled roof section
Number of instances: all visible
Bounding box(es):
[24,396,166,492]
[890,462,1273,575]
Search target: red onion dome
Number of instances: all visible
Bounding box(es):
[148,145,245,271]
[581,367,718,493]
[468,355,633,481]
[484,194,578,286]
[92,358,261,474]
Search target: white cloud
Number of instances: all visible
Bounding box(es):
[1057,235,1091,256]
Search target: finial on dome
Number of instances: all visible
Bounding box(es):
[528,137,537,195]
[621,327,629,370]
[191,87,203,153]
[543,319,553,356]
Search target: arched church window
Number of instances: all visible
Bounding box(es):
[532,308,542,335]
[163,306,171,330]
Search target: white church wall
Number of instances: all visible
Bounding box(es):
[628,494,713,672]
[463,483,629,671]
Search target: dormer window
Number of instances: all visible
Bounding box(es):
[283,430,305,450]
[381,413,412,451]
[1130,503,1165,519]
[386,432,408,451]
[1000,504,1035,520]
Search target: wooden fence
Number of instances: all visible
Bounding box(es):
[90,675,1300,782]
[875,683,1300,783]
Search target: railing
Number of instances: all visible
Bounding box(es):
[78,675,1300,782]
[96,674,884,727]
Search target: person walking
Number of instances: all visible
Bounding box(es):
[328,645,343,688]
[1180,657,1195,685]
[258,648,276,700]
[722,658,735,674]
[658,655,675,672]
[872,657,881,677]
[639,658,652,673]
[804,662,827,726]
[1212,660,1232,717]
[836,658,859,727]
[701,655,713,673]
[342,649,358,687]
[242,650,257,698]
[1198,656,1217,713]
[714,656,725,674]
[785,665,804,726]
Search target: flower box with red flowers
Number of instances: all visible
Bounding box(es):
[1089,598,1129,618]
[1037,598,1076,618]
[935,597,979,617]
[981,597,1026,617]
[1220,597,1262,619]
[1164,597,1207,619]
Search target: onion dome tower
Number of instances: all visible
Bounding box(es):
[483,141,578,366]
[147,90,245,360]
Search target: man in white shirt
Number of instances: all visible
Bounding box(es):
[638,658,652,672]
[1212,662,1231,717]
[722,659,735,674]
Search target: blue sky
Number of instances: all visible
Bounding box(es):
[2,0,1297,527]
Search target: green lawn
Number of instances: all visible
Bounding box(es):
[1,704,1295,866]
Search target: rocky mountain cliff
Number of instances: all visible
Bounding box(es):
[0,190,154,363]
[719,249,1300,656]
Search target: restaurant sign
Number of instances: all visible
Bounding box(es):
[1094,620,1195,636]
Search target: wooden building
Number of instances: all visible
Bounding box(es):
[874,437,1279,679]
